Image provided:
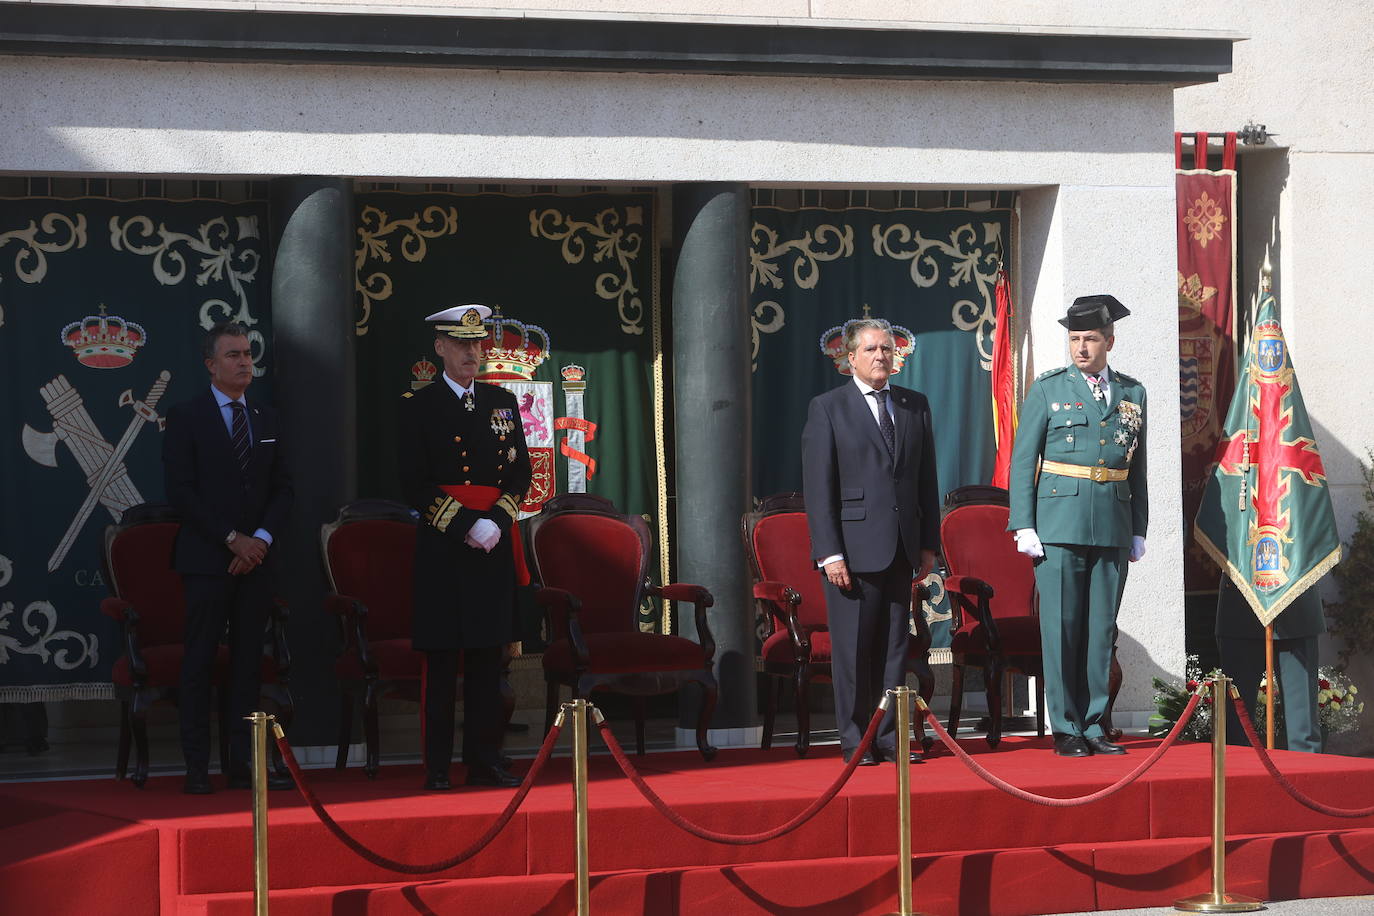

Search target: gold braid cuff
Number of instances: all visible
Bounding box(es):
[496,493,520,521]
[424,495,463,533]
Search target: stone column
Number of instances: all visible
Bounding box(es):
[670,183,758,745]
[269,177,356,750]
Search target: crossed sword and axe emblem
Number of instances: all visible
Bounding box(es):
[22,370,171,572]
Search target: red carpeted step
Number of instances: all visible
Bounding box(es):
[178,831,1374,916]
[0,804,160,916]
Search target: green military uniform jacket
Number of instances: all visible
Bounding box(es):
[1008,366,1148,547]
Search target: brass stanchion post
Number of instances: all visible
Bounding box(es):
[884,687,931,916]
[1174,675,1262,913]
[568,699,592,916]
[248,711,272,916]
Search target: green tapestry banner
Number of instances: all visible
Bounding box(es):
[0,197,273,700]
[352,192,663,634]
[750,205,1012,648]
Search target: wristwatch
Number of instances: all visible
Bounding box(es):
[224,530,238,546]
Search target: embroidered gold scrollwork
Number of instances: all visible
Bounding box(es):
[529,207,644,335]
[750,300,786,372]
[111,213,267,372]
[872,220,1004,370]
[750,222,853,293]
[354,205,459,336]
[0,599,99,671]
[1184,191,1226,248]
[0,213,87,284]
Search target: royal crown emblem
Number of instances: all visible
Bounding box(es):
[60,305,146,369]
[560,364,587,389]
[480,305,551,381]
[410,357,438,390]
[818,306,915,376]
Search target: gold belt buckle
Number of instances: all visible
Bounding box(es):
[1089,466,1109,483]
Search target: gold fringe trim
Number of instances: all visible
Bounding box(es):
[1195,526,1342,627]
[651,208,672,635]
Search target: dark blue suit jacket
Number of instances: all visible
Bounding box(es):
[161,387,292,576]
[801,381,941,574]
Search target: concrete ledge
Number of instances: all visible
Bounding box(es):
[0,2,1236,84]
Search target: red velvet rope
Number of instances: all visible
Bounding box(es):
[275,721,562,873]
[919,693,1202,807]
[595,704,886,845]
[1230,692,1374,818]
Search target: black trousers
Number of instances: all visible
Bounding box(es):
[179,571,271,773]
[822,542,913,755]
[423,645,504,775]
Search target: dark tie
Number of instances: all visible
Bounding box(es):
[870,389,895,458]
[1085,373,1106,402]
[229,401,252,475]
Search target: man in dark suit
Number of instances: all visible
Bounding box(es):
[1217,578,1324,753]
[398,304,531,790]
[162,321,293,794]
[802,318,940,765]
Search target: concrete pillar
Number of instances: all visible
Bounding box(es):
[670,182,758,743]
[269,177,356,749]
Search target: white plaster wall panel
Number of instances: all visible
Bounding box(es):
[1022,183,1187,707]
[812,0,1243,32]
[37,0,1244,33]
[0,56,1174,186]
[1173,0,1373,154]
[1282,152,1374,549]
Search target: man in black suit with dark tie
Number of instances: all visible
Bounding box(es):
[802,318,940,765]
[162,321,292,794]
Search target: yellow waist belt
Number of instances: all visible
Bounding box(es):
[1040,460,1129,483]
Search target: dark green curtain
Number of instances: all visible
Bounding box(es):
[352,192,663,636]
[0,197,272,699]
[749,205,1012,647]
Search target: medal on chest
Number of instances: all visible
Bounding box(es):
[490,407,516,436]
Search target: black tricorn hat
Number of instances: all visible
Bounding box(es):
[1059,295,1130,331]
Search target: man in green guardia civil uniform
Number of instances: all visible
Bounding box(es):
[1008,295,1148,758]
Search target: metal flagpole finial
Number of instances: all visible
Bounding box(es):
[1261,257,1273,293]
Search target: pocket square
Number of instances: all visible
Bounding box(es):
[259,438,277,443]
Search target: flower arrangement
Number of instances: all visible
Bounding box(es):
[1259,666,1365,736]
[1149,655,1217,740]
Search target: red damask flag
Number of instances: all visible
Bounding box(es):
[990,269,1017,488]
[1177,132,1238,592]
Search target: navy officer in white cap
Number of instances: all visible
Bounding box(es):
[398,304,531,789]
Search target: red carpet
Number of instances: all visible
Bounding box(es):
[3,734,1374,914]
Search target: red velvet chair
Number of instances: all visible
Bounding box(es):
[528,494,718,760]
[101,503,292,788]
[321,499,424,778]
[743,493,934,757]
[940,485,1046,749]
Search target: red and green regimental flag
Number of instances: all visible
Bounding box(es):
[990,269,1017,489]
[1194,288,1342,625]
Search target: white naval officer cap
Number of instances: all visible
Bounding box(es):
[425,304,492,339]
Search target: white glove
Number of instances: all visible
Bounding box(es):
[1130,535,1147,562]
[465,518,501,552]
[1014,528,1045,559]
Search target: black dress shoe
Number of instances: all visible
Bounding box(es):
[183,771,214,795]
[1052,734,1091,757]
[227,768,295,790]
[841,748,880,766]
[466,764,521,787]
[424,773,453,791]
[1086,736,1127,755]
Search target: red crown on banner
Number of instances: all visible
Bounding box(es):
[818,305,915,376]
[560,364,586,382]
[61,305,146,369]
[411,357,438,389]
[480,305,551,381]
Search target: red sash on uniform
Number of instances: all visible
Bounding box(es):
[440,484,530,585]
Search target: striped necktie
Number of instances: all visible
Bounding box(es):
[229,401,252,475]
